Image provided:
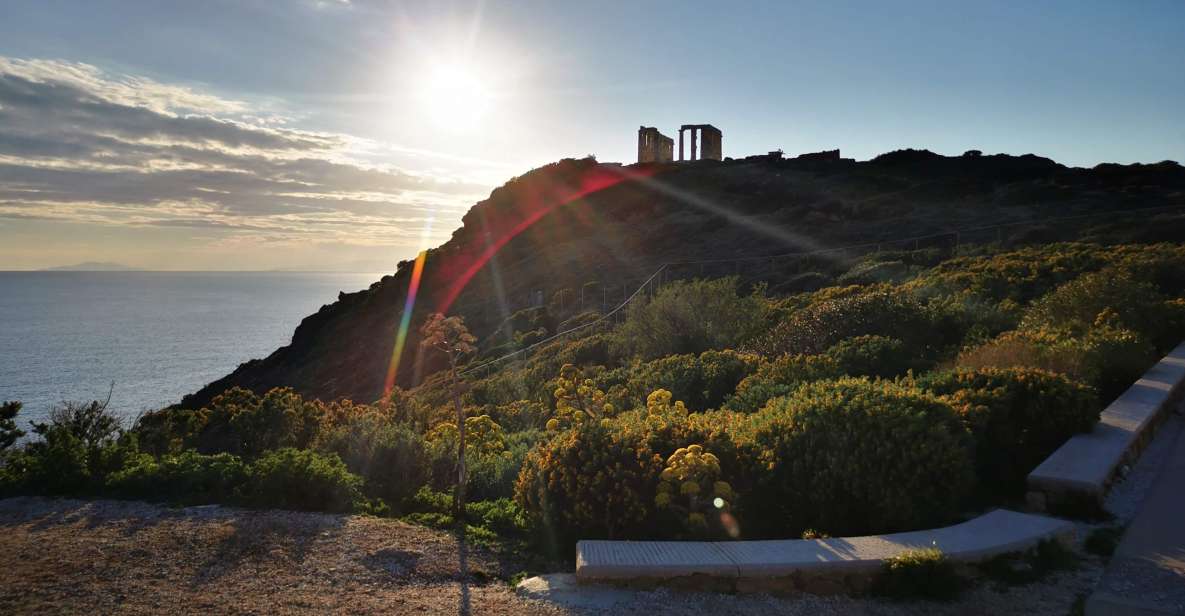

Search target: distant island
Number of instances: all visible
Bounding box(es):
[42,261,138,271]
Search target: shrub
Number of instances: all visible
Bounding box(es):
[916,367,1099,496]
[1079,323,1158,401]
[465,449,520,502]
[746,288,941,358]
[724,353,841,412]
[107,451,246,505]
[611,277,765,360]
[824,335,918,378]
[911,243,1108,303]
[1,401,24,453]
[490,399,548,432]
[1022,269,1177,350]
[837,260,911,286]
[873,548,963,600]
[957,326,1156,401]
[744,378,974,537]
[654,444,734,537]
[376,387,435,431]
[515,421,663,550]
[623,350,761,411]
[242,448,363,513]
[547,364,615,431]
[4,397,137,496]
[196,387,323,458]
[133,407,206,457]
[318,416,431,511]
[464,498,527,537]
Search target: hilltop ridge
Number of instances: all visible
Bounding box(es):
[180,150,1185,408]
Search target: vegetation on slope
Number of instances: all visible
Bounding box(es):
[180,152,1185,407]
[4,240,1182,556]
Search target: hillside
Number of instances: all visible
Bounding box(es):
[180,150,1185,409]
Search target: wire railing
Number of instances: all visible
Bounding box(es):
[456,201,1185,379]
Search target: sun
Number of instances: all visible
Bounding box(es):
[419,63,493,132]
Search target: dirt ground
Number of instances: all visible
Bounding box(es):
[0,495,1106,616]
[0,497,564,616]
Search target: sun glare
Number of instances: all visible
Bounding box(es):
[420,63,493,132]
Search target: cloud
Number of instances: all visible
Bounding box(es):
[0,57,491,251]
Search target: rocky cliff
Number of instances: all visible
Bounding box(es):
[180,151,1185,408]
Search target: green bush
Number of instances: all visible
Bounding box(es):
[3,398,137,496]
[489,400,549,432]
[465,429,541,502]
[107,450,246,505]
[196,387,323,458]
[133,407,206,457]
[242,448,364,513]
[744,378,974,537]
[824,335,918,378]
[873,548,964,600]
[622,349,761,411]
[318,416,430,511]
[911,243,1108,303]
[464,498,528,536]
[1,401,24,453]
[515,421,663,549]
[723,353,841,412]
[1079,324,1158,401]
[746,288,942,358]
[611,277,765,360]
[958,326,1156,402]
[837,260,912,286]
[1022,269,1178,350]
[917,367,1099,496]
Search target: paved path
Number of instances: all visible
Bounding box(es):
[1088,409,1185,615]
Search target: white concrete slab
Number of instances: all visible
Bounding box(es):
[716,509,1073,577]
[1028,342,1185,500]
[576,510,1072,582]
[576,540,738,580]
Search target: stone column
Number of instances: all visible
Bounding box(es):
[691,128,698,161]
[678,129,684,161]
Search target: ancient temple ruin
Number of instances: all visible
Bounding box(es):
[637,123,723,163]
[637,126,674,163]
[678,124,722,161]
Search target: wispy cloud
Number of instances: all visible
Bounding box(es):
[0,57,491,252]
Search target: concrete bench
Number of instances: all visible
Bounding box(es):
[576,509,1074,593]
[1027,342,1185,513]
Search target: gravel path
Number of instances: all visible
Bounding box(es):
[0,497,563,615]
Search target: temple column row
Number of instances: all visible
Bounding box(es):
[678,128,701,161]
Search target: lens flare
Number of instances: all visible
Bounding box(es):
[384,249,428,394]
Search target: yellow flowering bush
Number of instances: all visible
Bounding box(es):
[655,444,733,535]
[514,420,663,550]
[426,415,506,457]
[916,366,1098,495]
[744,377,975,537]
[547,363,615,432]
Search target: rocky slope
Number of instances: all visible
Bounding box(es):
[180,150,1185,408]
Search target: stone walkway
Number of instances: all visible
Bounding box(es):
[1088,407,1185,615]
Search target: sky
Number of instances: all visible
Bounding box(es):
[0,0,1182,271]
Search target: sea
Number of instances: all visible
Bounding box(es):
[0,272,381,427]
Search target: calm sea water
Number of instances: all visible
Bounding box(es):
[0,272,380,427]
